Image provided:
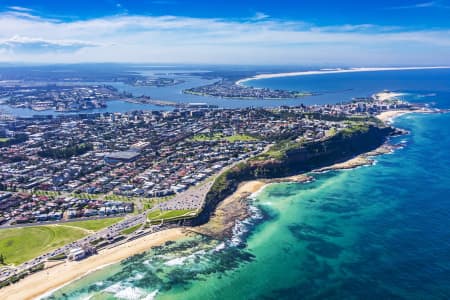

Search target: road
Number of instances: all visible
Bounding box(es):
[0,145,269,282]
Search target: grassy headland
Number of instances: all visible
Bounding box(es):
[189,123,397,226]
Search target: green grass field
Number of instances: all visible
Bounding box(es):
[66,217,123,231]
[120,224,142,235]
[147,209,197,222]
[0,225,87,266]
[0,138,10,143]
[224,134,259,142]
[190,133,258,142]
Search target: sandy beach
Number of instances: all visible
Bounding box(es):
[0,182,269,300]
[0,147,401,299]
[189,180,267,239]
[236,66,450,85]
[0,228,188,300]
[376,108,435,124]
[0,122,420,299]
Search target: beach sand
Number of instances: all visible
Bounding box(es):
[236,66,450,85]
[376,109,424,123]
[189,180,266,239]
[0,228,188,300]
[0,115,417,299]
[1,146,397,299]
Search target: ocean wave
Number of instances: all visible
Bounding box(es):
[103,283,154,300]
[164,256,189,266]
[227,200,264,247]
[164,249,206,266]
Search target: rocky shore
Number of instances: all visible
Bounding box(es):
[0,114,410,299]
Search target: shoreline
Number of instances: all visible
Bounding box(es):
[236,66,450,85]
[376,108,434,124]
[0,110,425,299]
[0,228,188,300]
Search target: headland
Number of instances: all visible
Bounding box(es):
[0,90,443,299]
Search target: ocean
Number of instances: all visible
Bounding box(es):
[43,70,450,300]
[4,68,450,116]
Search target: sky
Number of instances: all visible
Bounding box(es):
[0,0,449,66]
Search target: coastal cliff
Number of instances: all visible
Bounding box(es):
[188,125,397,227]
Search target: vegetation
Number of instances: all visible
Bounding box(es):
[224,134,259,142]
[121,224,142,235]
[0,133,28,147]
[192,124,395,226]
[0,225,87,265]
[48,253,67,261]
[190,133,258,142]
[0,262,45,288]
[67,217,123,231]
[252,139,303,161]
[147,209,197,222]
[38,142,93,159]
[90,237,105,246]
[32,190,61,197]
[341,123,370,137]
[29,262,45,273]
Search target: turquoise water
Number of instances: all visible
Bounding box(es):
[43,70,450,299]
[45,111,450,299]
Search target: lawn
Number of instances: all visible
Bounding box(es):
[0,138,10,143]
[147,209,197,222]
[190,132,224,141]
[120,224,142,235]
[224,134,259,142]
[67,217,123,231]
[0,225,87,266]
[190,133,258,142]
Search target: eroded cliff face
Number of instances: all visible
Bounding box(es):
[189,125,397,227]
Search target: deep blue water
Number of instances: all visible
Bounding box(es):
[44,70,450,299]
[246,68,450,106]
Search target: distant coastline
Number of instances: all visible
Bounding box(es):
[236,66,450,85]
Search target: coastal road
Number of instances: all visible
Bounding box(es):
[0,144,270,282]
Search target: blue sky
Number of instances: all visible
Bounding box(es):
[0,0,449,65]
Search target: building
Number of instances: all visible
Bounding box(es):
[105,151,140,163]
[68,248,86,260]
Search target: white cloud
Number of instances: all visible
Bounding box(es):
[251,12,270,21]
[8,6,33,12]
[0,35,98,53]
[0,11,448,65]
[388,1,450,9]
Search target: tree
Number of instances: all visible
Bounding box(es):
[0,254,5,265]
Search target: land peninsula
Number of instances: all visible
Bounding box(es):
[235,66,450,85]
[184,79,316,99]
[0,90,442,299]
